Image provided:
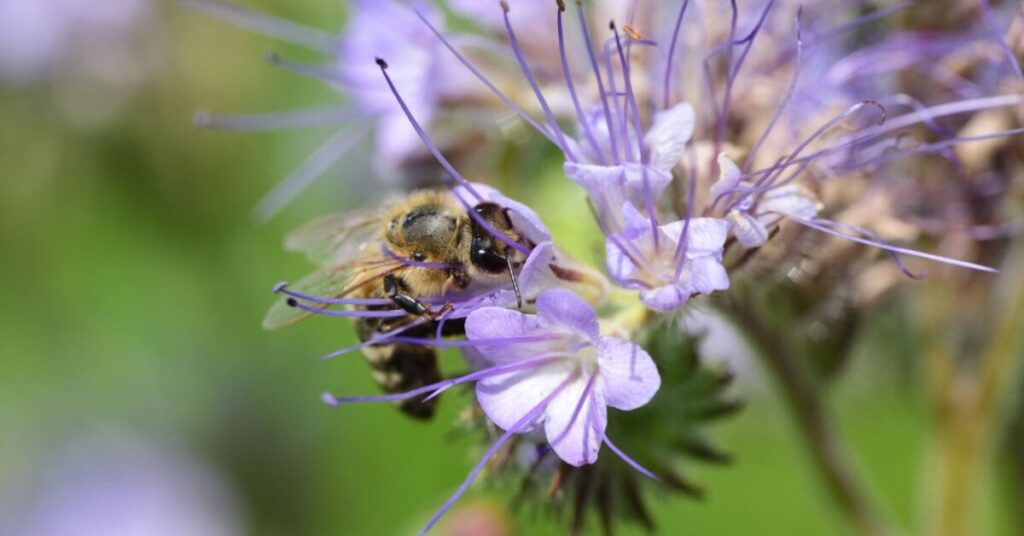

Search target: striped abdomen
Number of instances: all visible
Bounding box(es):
[354,315,441,420]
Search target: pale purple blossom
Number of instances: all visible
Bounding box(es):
[607,203,730,312]
[320,289,659,534]
[467,288,660,465]
[711,153,821,248]
[566,103,695,234]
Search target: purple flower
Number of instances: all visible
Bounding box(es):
[711,153,822,248]
[418,0,1010,278]
[321,290,658,535]
[4,433,243,536]
[338,0,472,162]
[565,102,695,234]
[0,0,152,83]
[466,288,660,465]
[183,0,479,219]
[607,203,730,312]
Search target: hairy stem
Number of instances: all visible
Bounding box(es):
[927,245,1024,536]
[721,295,892,535]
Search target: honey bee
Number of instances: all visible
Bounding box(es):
[264,190,534,419]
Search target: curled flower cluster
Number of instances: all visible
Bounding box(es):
[189,0,1023,533]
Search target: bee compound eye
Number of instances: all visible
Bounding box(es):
[412,252,426,262]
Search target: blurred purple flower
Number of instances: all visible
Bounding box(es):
[183,0,478,219]
[0,0,151,83]
[2,433,244,536]
[0,0,158,127]
[449,0,552,40]
[337,0,473,162]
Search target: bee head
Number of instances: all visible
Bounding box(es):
[387,204,460,262]
[470,202,522,274]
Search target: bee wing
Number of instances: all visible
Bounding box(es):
[284,209,383,265]
[262,258,403,330]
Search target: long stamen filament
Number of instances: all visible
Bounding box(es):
[734,93,1024,185]
[788,216,998,273]
[285,299,414,318]
[318,318,429,361]
[558,1,606,164]
[384,334,563,348]
[500,1,578,162]
[416,374,575,536]
[744,7,802,171]
[577,1,621,164]
[322,353,566,406]
[180,0,334,51]
[610,22,660,249]
[603,435,659,481]
[376,58,531,256]
[412,9,559,144]
[662,0,691,109]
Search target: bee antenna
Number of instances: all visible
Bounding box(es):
[505,250,522,310]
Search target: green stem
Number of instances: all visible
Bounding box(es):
[721,295,893,536]
[928,245,1024,536]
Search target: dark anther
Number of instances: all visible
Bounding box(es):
[609,20,616,30]
[500,0,509,13]
[556,0,565,12]
[375,57,388,69]
[285,298,298,307]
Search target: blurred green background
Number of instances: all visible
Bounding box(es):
[0,1,1019,535]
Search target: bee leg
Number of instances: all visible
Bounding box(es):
[433,301,455,319]
[505,250,523,310]
[383,274,432,316]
